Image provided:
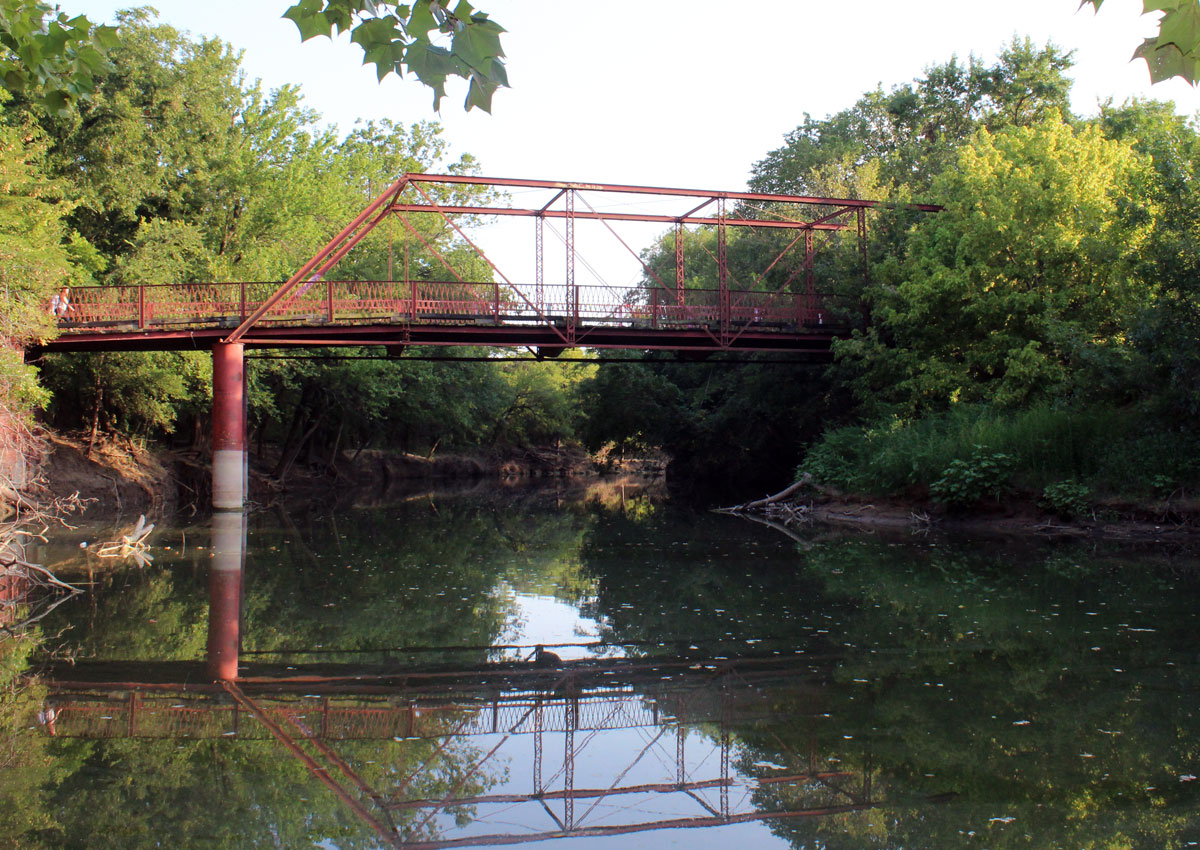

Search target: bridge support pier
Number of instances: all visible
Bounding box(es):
[212,342,246,511]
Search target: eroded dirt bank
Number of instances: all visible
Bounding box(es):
[35,433,667,518]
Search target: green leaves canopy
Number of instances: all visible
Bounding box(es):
[1083,0,1200,85]
[0,0,118,115]
[841,116,1150,414]
[283,0,508,112]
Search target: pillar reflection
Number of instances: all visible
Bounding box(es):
[205,511,246,681]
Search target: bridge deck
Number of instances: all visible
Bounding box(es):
[40,278,845,354]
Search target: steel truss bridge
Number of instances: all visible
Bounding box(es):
[38,174,938,357]
[42,653,874,848]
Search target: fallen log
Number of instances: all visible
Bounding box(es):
[715,473,813,513]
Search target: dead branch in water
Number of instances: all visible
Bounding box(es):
[0,407,86,637]
[716,473,818,514]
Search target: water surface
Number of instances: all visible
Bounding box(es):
[5,483,1200,848]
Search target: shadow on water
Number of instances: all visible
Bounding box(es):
[6,482,1200,848]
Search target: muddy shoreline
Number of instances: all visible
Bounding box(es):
[724,493,1200,542]
[33,432,667,519]
[29,432,1200,541]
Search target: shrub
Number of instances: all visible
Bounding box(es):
[1039,480,1091,518]
[930,447,1015,507]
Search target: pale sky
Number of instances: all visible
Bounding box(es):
[65,1,1200,287]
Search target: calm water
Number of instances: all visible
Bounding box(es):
[5,481,1200,849]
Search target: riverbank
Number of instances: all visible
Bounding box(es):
[33,431,667,518]
[722,481,1200,541]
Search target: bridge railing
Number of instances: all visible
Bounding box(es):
[57,280,848,335]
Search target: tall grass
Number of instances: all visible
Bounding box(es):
[799,404,1199,499]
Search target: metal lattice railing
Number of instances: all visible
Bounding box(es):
[56,280,843,335]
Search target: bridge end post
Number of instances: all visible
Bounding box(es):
[212,342,246,511]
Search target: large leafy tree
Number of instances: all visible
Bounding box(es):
[1100,99,1200,421]
[750,39,1074,199]
[837,116,1151,415]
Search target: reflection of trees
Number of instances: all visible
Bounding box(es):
[718,539,1200,849]
[18,500,1200,848]
[27,724,498,850]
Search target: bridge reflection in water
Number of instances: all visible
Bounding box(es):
[39,516,872,848]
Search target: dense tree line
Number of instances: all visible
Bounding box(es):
[0,10,587,472]
[590,39,1200,501]
[4,14,1199,502]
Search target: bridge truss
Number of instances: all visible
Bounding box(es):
[43,656,873,847]
[43,174,938,356]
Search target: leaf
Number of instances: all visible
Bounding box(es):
[464,70,499,113]
[1133,37,1200,84]
[406,0,441,37]
[452,18,503,72]
[1157,2,1200,54]
[283,2,332,42]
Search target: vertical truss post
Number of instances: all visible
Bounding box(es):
[565,190,576,343]
[857,207,868,285]
[239,281,247,321]
[535,214,545,315]
[405,230,415,323]
[720,733,731,820]
[533,698,544,796]
[717,198,729,343]
[676,724,686,787]
[720,676,731,820]
[565,696,578,831]
[674,221,685,308]
[804,229,815,326]
[326,279,334,323]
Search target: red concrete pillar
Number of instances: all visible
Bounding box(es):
[206,511,245,681]
[212,342,245,510]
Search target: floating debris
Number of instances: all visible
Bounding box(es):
[94,514,155,567]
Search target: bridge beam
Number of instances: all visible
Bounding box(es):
[212,342,246,510]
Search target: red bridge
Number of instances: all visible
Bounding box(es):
[40,174,937,357]
[35,175,937,508]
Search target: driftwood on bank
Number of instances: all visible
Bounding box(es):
[714,473,819,528]
[716,473,817,511]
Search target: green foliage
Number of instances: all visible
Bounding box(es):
[0,105,90,413]
[840,115,1150,416]
[799,404,1200,501]
[928,447,1014,507]
[750,39,1073,197]
[0,0,118,115]
[1083,0,1200,85]
[1039,479,1091,517]
[283,0,508,112]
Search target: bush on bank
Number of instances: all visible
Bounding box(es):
[797,404,1200,505]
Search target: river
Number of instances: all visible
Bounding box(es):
[4,480,1200,848]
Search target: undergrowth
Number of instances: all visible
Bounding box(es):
[797,404,1200,502]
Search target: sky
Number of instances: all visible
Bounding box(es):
[64,1,1200,286]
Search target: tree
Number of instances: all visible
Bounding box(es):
[283,0,508,112]
[0,0,118,115]
[837,115,1151,415]
[1100,99,1200,421]
[0,105,90,414]
[1082,0,1200,85]
[750,40,1074,199]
